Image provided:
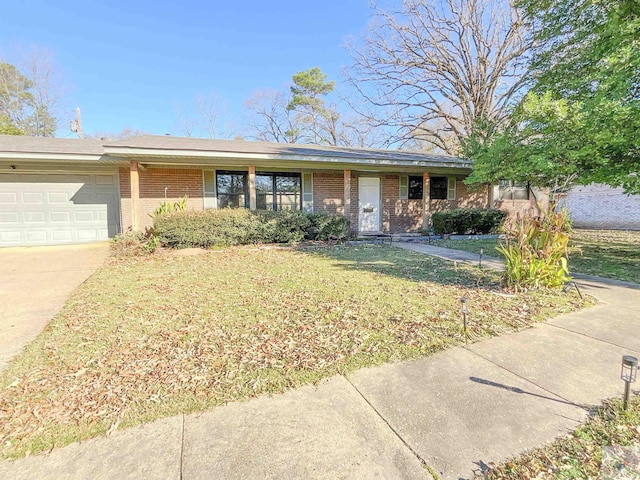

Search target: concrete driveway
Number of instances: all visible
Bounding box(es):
[0,242,110,372]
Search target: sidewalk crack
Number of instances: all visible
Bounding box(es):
[342,375,436,479]
[546,323,640,355]
[179,414,185,480]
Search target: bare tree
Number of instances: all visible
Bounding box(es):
[0,47,67,136]
[87,127,149,141]
[346,0,532,154]
[244,89,301,143]
[176,93,236,139]
[245,69,390,148]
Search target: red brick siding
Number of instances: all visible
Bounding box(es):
[381,175,424,233]
[120,167,204,231]
[457,180,490,209]
[313,172,344,215]
[430,178,490,214]
[350,173,359,235]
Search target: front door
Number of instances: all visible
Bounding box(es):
[358,177,381,233]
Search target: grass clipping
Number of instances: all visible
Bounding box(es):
[0,245,591,459]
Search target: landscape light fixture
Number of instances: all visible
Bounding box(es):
[460,297,469,344]
[621,355,638,410]
[479,247,484,269]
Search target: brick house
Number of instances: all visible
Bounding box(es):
[0,135,541,246]
[560,184,640,230]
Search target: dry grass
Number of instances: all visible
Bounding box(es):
[0,244,591,459]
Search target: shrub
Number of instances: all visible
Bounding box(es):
[306,213,350,241]
[111,230,159,257]
[256,210,310,243]
[497,205,578,290]
[154,209,261,248]
[431,208,506,235]
[153,209,350,248]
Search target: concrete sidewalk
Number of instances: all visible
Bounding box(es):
[1,244,638,479]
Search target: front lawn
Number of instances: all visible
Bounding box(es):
[0,245,589,459]
[433,229,640,284]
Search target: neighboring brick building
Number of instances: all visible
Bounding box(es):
[560,184,640,230]
[0,134,524,246]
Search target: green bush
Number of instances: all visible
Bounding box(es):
[256,210,310,243]
[497,205,578,290]
[431,208,506,235]
[306,213,350,241]
[153,209,350,248]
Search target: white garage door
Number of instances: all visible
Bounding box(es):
[0,173,120,246]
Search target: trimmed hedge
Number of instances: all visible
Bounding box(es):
[431,208,506,235]
[153,209,350,248]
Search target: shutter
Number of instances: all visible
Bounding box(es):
[399,175,409,200]
[302,173,313,213]
[447,176,456,200]
[203,170,217,209]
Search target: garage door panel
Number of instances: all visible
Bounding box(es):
[48,192,72,203]
[25,230,47,242]
[0,192,17,204]
[0,212,19,223]
[23,192,44,204]
[50,211,71,222]
[51,230,73,242]
[24,212,46,223]
[75,211,96,222]
[0,231,21,244]
[0,173,120,246]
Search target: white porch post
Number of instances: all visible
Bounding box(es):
[130,160,140,231]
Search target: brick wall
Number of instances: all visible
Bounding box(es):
[313,172,344,215]
[457,181,490,209]
[429,179,490,218]
[559,184,640,229]
[381,175,424,233]
[492,186,549,221]
[119,167,204,231]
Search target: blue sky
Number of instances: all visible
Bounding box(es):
[1,0,373,137]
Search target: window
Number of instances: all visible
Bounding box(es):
[408,176,423,200]
[399,175,423,199]
[256,173,301,211]
[498,180,529,200]
[216,171,248,208]
[430,176,448,199]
